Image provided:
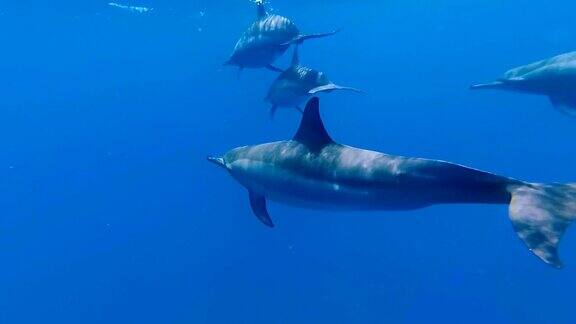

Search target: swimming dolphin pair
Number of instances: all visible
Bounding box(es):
[224,0,339,72]
[472,51,576,116]
[209,98,576,268]
[265,46,362,118]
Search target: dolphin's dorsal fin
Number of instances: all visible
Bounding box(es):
[256,0,267,18]
[291,45,300,66]
[293,97,333,150]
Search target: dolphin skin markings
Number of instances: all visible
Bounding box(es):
[471,51,576,116]
[209,97,576,268]
[224,0,339,72]
[265,46,362,118]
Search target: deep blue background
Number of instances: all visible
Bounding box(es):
[1,0,576,323]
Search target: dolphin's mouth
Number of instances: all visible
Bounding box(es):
[207,156,227,169]
[470,80,505,90]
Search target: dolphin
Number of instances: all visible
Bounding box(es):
[265,46,362,118]
[209,97,576,268]
[471,51,576,116]
[224,0,339,72]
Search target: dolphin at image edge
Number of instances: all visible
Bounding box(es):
[208,98,576,268]
[471,51,576,116]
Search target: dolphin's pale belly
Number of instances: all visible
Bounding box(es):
[227,143,515,210]
[231,160,432,210]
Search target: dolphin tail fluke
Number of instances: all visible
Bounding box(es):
[469,81,505,90]
[309,84,363,95]
[508,183,576,268]
[285,29,340,45]
[550,95,576,117]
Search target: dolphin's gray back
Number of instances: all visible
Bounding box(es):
[503,52,576,79]
[231,15,299,64]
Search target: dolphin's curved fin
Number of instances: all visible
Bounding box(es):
[293,97,334,151]
[249,190,274,228]
[282,29,340,46]
[256,0,267,18]
[550,95,576,117]
[266,64,283,73]
[309,84,363,94]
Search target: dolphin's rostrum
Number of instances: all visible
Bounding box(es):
[265,46,362,118]
[224,0,339,72]
[471,51,576,116]
[209,97,576,268]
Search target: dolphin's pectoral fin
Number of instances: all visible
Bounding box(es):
[550,95,576,117]
[269,105,278,120]
[293,97,334,151]
[266,65,284,73]
[249,191,274,228]
[309,84,363,94]
[282,29,341,45]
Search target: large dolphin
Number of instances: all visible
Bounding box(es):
[265,46,362,118]
[209,98,576,268]
[224,0,339,72]
[471,51,576,116]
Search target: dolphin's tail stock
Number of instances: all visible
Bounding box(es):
[285,29,341,45]
[507,183,576,268]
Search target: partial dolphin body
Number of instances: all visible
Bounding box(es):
[265,46,362,118]
[209,98,576,268]
[224,1,339,72]
[471,51,576,116]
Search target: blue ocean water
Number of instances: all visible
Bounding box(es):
[1,0,576,323]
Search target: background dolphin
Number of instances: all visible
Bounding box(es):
[209,97,576,268]
[224,0,339,72]
[265,46,362,118]
[471,51,576,116]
